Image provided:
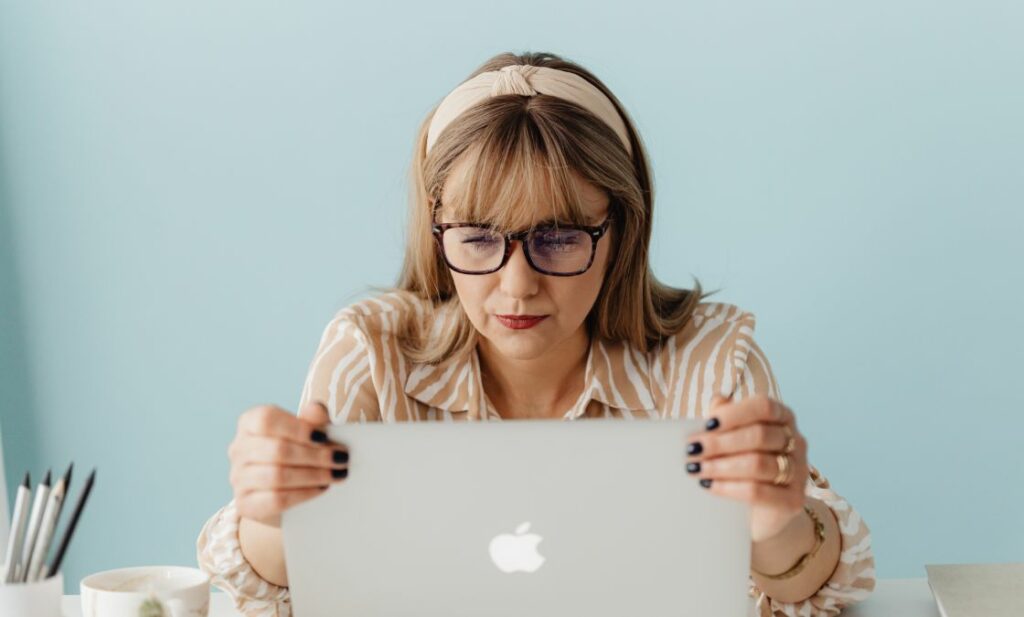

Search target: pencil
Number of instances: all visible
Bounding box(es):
[17,470,51,582]
[0,472,31,584]
[42,468,95,579]
[51,463,74,529]
[26,467,69,582]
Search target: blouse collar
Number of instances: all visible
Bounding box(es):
[403,332,656,420]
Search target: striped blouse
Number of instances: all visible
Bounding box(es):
[196,290,876,617]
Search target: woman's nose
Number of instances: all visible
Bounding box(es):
[499,240,540,296]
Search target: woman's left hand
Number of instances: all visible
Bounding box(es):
[685,393,809,543]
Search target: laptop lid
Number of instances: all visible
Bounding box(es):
[282,417,752,617]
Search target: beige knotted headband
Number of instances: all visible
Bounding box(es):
[426,64,633,157]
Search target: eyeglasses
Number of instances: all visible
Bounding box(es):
[431,217,614,276]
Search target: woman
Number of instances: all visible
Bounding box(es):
[197,51,875,617]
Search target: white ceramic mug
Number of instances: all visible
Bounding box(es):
[80,565,210,617]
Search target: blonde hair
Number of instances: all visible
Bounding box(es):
[369,51,718,365]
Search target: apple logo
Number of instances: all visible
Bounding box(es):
[488,522,546,573]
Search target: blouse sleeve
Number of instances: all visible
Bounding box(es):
[196,499,291,617]
[195,311,381,617]
[729,330,877,617]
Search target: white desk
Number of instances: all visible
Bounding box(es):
[840,579,939,617]
[61,578,938,616]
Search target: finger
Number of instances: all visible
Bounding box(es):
[700,479,803,508]
[231,435,349,469]
[237,487,330,519]
[702,394,732,430]
[298,400,331,425]
[711,394,731,408]
[238,404,334,445]
[694,452,807,484]
[233,463,345,493]
[687,423,797,459]
[695,395,795,438]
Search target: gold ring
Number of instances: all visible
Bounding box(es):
[782,424,796,454]
[772,454,791,486]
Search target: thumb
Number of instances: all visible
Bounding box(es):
[298,399,331,426]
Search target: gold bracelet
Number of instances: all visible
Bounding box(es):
[751,505,826,580]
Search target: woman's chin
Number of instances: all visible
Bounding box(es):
[485,330,551,360]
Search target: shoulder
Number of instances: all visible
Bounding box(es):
[303,290,437,422]
[336,289,430,323]
[325,289,448,339]
[312,289,459,374]
[655,301,757,357]
[648,301,763,415]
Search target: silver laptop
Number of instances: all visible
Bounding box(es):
[282,417,752,617]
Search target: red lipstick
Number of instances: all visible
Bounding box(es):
[496,314,548,330]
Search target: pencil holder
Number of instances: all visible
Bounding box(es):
[0,572,64,617]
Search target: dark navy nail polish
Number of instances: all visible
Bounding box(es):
[311,429,328,443]
[333,450,349,464]
[332,468,348,479]
[686,462,701,474]
[686,441,703,456]
[699,478,712,489]
[705,417,720,431]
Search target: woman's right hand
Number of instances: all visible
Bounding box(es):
[228,400,349,528]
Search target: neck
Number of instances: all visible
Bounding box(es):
[478,325,591,420]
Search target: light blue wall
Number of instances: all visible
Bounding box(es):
[1,1,1021,593]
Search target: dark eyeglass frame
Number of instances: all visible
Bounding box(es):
[431,217,614,276]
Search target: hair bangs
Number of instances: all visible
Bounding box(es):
[439,109,594,233]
